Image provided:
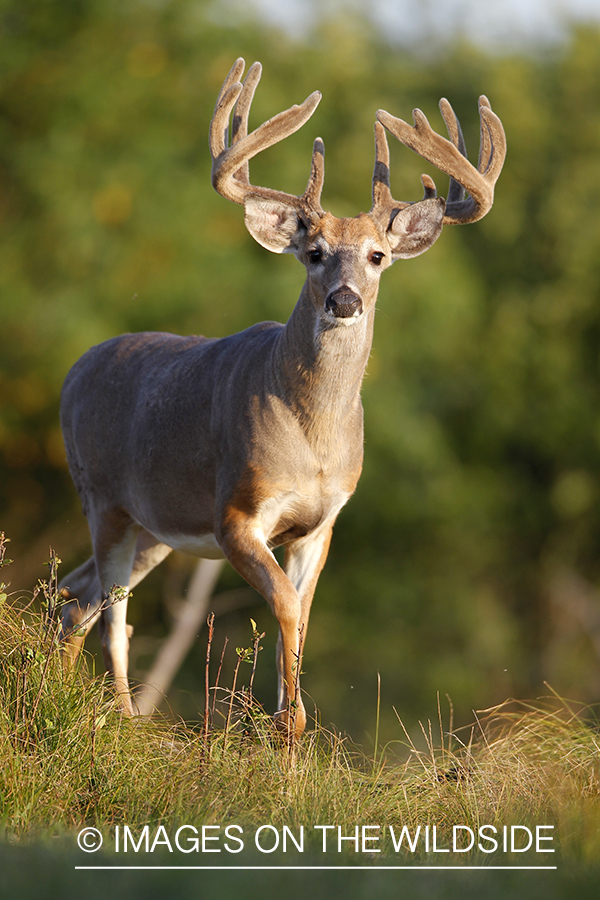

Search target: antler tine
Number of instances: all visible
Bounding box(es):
[209,57,245,159]
[230,61,262,185]
[210,58,323,211]
[371,121,438,222]
[477,97,506,185]
[303,138,325,214]
[439,98,467,206]
[371,121,394,211]
[376,95,506,225]
[477,96,492,175]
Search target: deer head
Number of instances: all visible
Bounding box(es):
[210,58,506,328]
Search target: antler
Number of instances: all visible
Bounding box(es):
[374,95,506,225]
[210,58,325,214]
[370,119,438,225]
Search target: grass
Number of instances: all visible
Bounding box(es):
[1,534,600,897]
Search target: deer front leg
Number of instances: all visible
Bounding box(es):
[278,524,333,712]
[217,509,307,737]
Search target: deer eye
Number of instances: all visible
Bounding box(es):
[370,251,384,267]
[308,249,322,264]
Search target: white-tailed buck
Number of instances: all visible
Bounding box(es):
[59,58,505,737]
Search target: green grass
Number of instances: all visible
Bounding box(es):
[1,536,600,896]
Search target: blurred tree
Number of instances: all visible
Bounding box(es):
[2,0,600,742]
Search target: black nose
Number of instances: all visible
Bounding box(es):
[325,288,363,319]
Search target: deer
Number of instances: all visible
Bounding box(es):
[58,58,505,738]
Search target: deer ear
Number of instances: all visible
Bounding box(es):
[243,195,305,254]
[386,198,445,260]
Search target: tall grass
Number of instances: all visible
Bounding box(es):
[0,534,599,865]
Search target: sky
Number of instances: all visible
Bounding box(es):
[215,0,600,48]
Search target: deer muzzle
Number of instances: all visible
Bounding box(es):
[324,287,363,319]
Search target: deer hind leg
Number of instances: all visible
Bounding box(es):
[87,511,139,716]
[59,528,173,670]
[99,530,173,716]
[80,511,172,715]
[59,556,104,664]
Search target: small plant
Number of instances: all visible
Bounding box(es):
[0,542,97,755]
[212,617,269,753]
[0,532,12,605]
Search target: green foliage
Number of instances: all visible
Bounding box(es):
[0,573,599,884]
[2,2,600,736]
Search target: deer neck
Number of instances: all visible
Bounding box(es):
[271,282,375,442]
